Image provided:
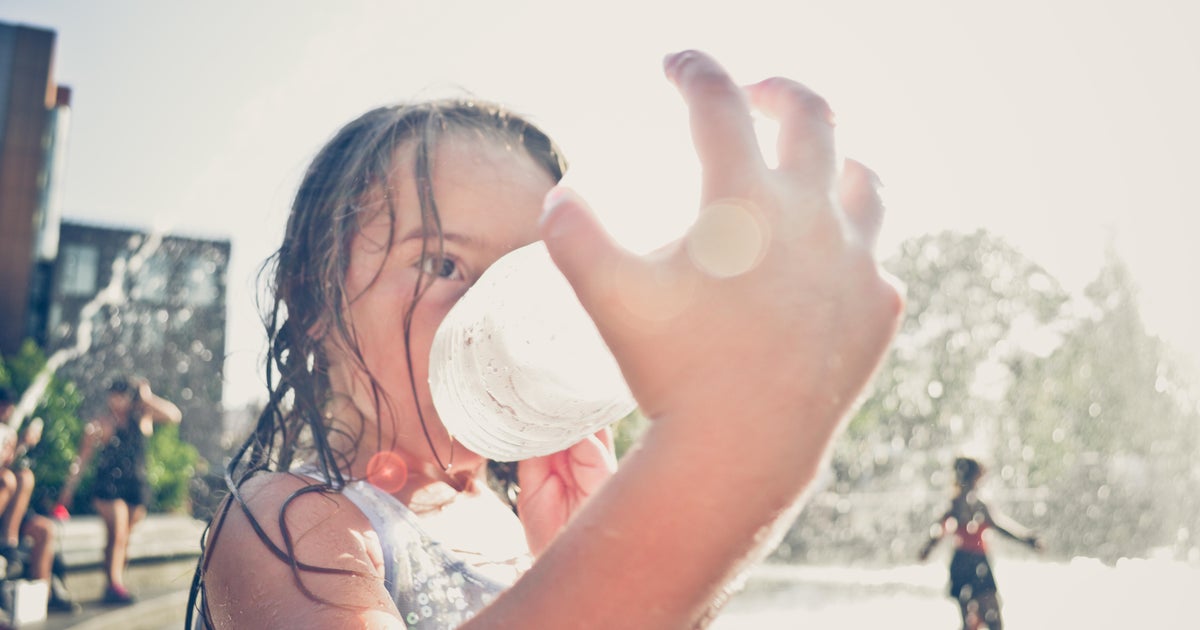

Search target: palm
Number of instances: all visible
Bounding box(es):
[517,430,615,556]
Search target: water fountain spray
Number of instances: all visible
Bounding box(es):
[6,231,165,429]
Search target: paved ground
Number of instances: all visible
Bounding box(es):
[2,514,203,630]
[34,586,187,630]
[715,559,1197,629]
[20,556,1197,629]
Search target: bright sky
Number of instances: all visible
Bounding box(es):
[3,0,1198,408]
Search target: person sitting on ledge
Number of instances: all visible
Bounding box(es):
[0,387,80,614]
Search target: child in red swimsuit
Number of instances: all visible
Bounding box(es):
[919,457,1042,630]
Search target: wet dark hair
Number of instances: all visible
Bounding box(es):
[954,456,984,488]
[0,386,12,406]
[188,98,566,624]
[107,376,143,422]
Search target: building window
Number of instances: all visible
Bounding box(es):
[48,304,62,336]
[131,252,170,303]
[181,256,219,307]
[59,244,99,296]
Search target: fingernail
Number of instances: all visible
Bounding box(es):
[540,186,574,234]
[542,186,571,214]
[868,169,884,189]
[662,51,686,80]
[846,159,884,188]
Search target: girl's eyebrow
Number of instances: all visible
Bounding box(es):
[397,227,481,248]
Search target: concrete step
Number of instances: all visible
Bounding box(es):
[56,514,206,571]
[55,513,204,604]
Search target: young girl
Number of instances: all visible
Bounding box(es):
[919,457,1043,630]
[192,50,904,628]
[59,377,182,604]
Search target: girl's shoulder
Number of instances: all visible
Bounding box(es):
[224,471,378,546]
[202,471,394,626]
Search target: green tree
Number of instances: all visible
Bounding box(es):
[0,341,85,514]
[778,232,1199,565]
[1006,251,1200,560]
[147,423,201,512]
[780,230,1070,563]
[612,408,649,460]
[848,230,1069,451]
[1,340,200,514]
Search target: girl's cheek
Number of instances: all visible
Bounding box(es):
[404,287,465,373]
[417,281,471,320]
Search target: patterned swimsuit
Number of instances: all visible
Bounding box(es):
[297,467,511,628]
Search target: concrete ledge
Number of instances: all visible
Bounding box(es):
[10,513,207,628]
[56,514,206,571]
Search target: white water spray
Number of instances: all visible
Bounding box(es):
[7,231,164,429]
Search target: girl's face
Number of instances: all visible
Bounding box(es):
[108,391,133,417]
[327,133,556,477]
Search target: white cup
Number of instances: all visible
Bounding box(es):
[428,241,637,461]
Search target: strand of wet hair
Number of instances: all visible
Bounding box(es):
[277,483,373,610]
[407,119,455,474]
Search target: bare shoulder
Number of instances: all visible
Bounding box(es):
[202,471,401,628]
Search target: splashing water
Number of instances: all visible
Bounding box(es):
[714,557,1199,629]
[7,231,164,429]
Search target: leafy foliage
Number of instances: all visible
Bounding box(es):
[147,422,201,511]
[613,408,650,460]
[778,231,1199,565]
[0,340,85,514]
[1004,250,1200,561]
[1,340,200,514]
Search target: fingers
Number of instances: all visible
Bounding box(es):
[838,159,885,251]
[573,434,618,474]
[745,77,837,187]
[539,186,641,327]
[516,453,549,485]
[593,426,614,453]
[663,51,765,193]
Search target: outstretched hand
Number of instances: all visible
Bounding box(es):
[539,51,903,493]
[470,51,904,629]
[517,429,616,556]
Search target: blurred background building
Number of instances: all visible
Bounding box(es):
[1,20,230,500]
[0,22,66,355]
[46,220,230,469]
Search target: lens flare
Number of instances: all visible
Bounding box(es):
[686,200,768,278]
[366,451,409,494]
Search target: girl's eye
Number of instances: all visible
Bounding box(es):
[420,256,463,280]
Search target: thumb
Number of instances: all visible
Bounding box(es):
[539,186,636,320]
